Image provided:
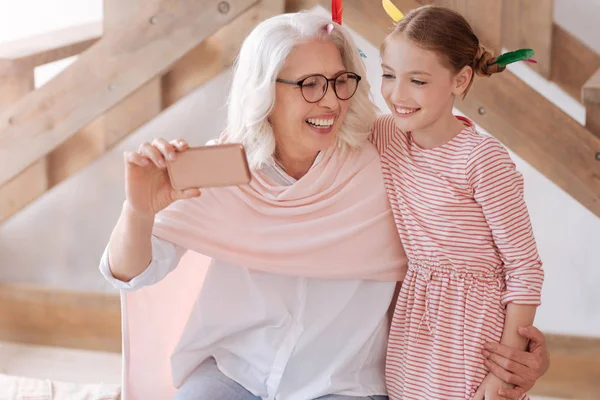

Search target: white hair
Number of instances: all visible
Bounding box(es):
[223,12,378,170]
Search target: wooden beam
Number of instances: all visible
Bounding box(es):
[0,283,121,353]
[162,0,286,108]
[501,0,553,78]
[285,0,317,12]
[583,68,600,105]
[0,22,102,72]
[551,23,600,101]
[0,160,48,223]
[103,0,140,33]
[0,0,260,188]
[46,77,163,187]
[0,66,48,224]
[0,67,34,111]
[340,0,600,218]
[532,334,600,398]
[584,69,600,140]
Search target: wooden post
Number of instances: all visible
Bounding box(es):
[501,0,553,79]
[0,65,49,223]
[583,69,600,140]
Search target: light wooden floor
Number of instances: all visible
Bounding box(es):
[0,341,568,400]
[0,341,121,385]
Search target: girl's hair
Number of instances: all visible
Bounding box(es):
[382,5,503,96]
[224,12,377,170]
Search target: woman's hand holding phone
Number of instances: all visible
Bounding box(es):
[123,138,201,217]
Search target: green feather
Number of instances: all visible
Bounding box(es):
[493,48,535,67]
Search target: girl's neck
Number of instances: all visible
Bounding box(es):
[409,111,466,150]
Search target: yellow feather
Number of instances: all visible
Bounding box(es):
[382,0,404,22]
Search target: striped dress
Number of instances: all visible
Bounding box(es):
[371,115,544,400]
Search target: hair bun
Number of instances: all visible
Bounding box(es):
[473,45,502,76]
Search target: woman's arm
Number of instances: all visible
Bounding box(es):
[483,326,550,398]
[107,137,199,282]
[100,233,186,290]
[107,201,155,282]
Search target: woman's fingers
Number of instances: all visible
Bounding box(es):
[131,138,188,169]
[170,138,189,152]
[124,151,150,167]
[171,187,201,200]
[152,138,177,161]
[139,142,167,168]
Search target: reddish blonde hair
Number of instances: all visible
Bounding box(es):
[382,5,503,96]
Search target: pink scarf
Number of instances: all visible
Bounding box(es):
[121,142,407,399]
[152,142,407,281]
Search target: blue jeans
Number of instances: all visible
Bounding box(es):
[173,358,388,400]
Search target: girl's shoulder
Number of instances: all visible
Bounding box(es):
[370,114,406,155]
[454,117,508,157]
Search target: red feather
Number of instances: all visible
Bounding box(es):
[332,0,343,25]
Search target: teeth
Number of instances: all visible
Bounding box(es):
[307,118,334,127]
[395,107,418,115]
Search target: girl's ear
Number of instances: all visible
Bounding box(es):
[452,65,473,96]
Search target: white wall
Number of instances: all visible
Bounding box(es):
[1,1,599,337]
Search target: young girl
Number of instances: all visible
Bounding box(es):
[371,6,544,400]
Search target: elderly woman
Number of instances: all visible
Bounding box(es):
[100,12,548,400]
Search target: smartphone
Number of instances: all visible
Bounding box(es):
[166,143,251,190]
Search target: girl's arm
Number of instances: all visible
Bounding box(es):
[466,137,544,390]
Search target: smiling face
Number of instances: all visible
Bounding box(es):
[380,34,474,136]
[381,35,462,134]
[270,39,351,162]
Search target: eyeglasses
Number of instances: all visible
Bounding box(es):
[276,72,361,103]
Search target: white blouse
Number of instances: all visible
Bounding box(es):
[99,154,396,400]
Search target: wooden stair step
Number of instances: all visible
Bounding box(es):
[0,21,102,71]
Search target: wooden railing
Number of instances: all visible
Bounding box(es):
[584,68,600,139]
[0,0,284,224]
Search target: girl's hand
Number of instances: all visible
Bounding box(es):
[472,372,514,400]
[123,138,200,216]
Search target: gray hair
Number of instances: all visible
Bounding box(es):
[223,12,378,170]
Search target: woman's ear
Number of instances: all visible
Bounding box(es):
[453,65,473,96]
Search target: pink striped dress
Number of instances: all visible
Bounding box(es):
[371,115,544,400]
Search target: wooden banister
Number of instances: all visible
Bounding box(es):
[583,68,600,139]
[0,21,102,72]
[0,0,260,189]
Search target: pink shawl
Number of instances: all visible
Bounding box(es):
[152,142,406,281]
[120,142,407,399]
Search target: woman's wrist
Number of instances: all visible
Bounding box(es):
[123,200,156,224]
